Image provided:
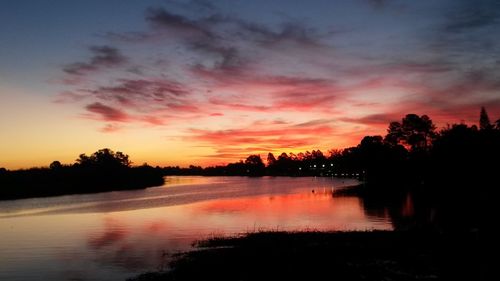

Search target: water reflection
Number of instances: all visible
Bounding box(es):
[1,177,393,281]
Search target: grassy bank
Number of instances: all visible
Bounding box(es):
[129,230,488,281]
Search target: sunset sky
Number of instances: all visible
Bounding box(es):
[1,0,499,169]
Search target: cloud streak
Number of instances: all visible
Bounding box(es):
[64,46,127,75]
[85,102,130,122]
[145,7,214,39]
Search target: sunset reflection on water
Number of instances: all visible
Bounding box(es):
[0,177,392,281]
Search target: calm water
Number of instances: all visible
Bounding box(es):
[0,176,392,281]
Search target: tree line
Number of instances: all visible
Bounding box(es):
[0,148,164,200]
[1,107,499,203]
[162,107,500,184]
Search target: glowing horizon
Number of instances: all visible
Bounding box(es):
[1,0,499,169]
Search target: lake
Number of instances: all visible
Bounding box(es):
[0,176,393,281]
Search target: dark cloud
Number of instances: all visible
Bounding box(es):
[444,0,500,33]
[146,7,324,48]
[182,0,216,12]
[268,23,319,46]
[97,78,190,99]
[63,62,98,75]
[77,78,203,127]
[101,6,328,79]
[205,15,324,48]
[385,60,455,74]
[88,46,126,66]
[85,102,130,122]
[189,41,241,70]
[141,6,327,76]
[165,0,216,13]
[89,78,195,115]
[63,45,127,75]
[145,7,213,38]
[426,0,500,58]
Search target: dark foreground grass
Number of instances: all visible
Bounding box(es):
[129,230,488,281]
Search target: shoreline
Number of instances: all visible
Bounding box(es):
[0,174,358,201]
[129,230,488,281]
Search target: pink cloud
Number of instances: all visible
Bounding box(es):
[86,102,130,122]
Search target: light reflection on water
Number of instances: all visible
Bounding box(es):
[0,176,392,281]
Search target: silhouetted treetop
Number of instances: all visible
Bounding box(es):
[479,106,492,130]
[385,114,436,151]
[49,161,62,169]
[76,148,131,168]
[311,150,326,161]
[267,153,276,166]
[245,155,264,167]
[360,135,383,146]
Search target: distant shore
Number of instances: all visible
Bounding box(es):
[0,166,164,201]
[129,230,488,281]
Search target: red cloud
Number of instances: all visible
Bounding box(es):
[86,102,130,122]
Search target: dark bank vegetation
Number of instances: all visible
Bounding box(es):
[130,230,488,281]
[161,107,499,184]
[0,148,164,200]
[129,107,498,281]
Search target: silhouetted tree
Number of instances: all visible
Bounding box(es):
[76,148,131,168]
[266,153,276,166]
[271,153,294,175]
[296,152,305,161]
[311,150,326,161]
[496,119,500,130]
[479,106,492,130]
[245,155,265,176]
[385,114,436,151]
[277,152,290,162]
[304,151,312,161]
[327,149,342,159]
[49,161,62,169]
[384,121,403,146]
